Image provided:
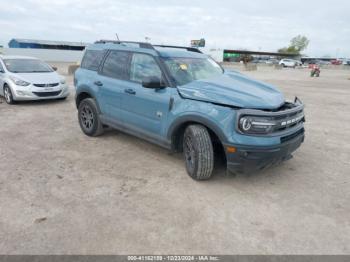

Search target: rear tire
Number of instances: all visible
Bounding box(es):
[183,125,214,180]
[3,85,15,105]
[78,98,104,137]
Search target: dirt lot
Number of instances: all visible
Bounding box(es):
[0,68,349,254]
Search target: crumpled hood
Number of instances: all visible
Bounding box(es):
[177,71,285,109]
[12,72,61,84]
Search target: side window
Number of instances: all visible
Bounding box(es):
[101,51,130,80]
[130,53,162,83]
[0,62,3,72]
[81,50,105,71]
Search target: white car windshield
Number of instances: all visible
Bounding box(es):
[4,59,53,73]
[163,57,223,86]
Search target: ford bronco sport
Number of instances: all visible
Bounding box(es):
[74,40,305,180]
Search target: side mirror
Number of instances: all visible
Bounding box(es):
[142,76,165,89]
[52,66,58,71]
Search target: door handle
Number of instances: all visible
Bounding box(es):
[94,81,103,87]
[124,88,136,95]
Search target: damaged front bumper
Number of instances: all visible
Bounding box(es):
[225,127,305,173]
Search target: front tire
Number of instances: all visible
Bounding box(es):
[78,98,104,137]
[183,125,214,180]
[3,85,15,104]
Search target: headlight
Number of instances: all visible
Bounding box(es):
[239,116,276,134]
[9,76,30,86]
[239,117,252,131]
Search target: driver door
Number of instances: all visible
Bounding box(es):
[121,53,171,139]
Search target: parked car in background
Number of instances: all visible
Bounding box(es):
[295,60,303,66]
[265,59,279,65]
[318,60,331,65]
[0,55,69,104]
[331,59,342,65]
[279,59,301,68]
[342,59,350,65]
[306,59,331,68]
[251,57,269,64]
[74,40,305,180]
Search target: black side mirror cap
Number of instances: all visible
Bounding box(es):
[142,76,165,89]
[52,66,58,71]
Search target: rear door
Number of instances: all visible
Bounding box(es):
[96,50,131,124]
[121,52,171,138]
[79,49,106,111]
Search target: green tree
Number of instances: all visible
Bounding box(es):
[278,35,309,54]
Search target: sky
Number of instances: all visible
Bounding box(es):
[0,0,349,57]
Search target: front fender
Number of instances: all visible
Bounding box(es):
[167,114,229,144]
[2,80,16,95]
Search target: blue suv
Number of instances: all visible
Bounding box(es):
[74,40,305,180]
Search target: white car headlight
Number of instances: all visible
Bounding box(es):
[9,76,30,86]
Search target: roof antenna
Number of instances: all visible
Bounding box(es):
[115,33,120,41]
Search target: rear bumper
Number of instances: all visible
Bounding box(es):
[224,129,305,174]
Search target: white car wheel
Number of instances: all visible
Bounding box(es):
[4,85,15,104]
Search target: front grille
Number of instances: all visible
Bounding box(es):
[281,128,304,143]
[33,83,59,87]
[33,91,61,97]
[270,109,305,133]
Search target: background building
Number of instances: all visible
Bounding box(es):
[8,38,89,51]
[223,49,298,62]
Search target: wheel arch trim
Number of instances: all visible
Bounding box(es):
[75,88,101,112]
[167,114,228,149]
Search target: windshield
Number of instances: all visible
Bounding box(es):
[162,57,223,86]
[3,59,53,73]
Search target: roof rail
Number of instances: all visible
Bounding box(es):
[94,40,154,50]
[153,45,202,53]
[94,40,202,54]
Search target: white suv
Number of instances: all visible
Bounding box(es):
[0,55,69,104]
[279,59,301,68]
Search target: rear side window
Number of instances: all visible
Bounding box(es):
[81,50,105,71]
[101,51,130,80]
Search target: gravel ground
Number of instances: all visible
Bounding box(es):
[0,68,349,254]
